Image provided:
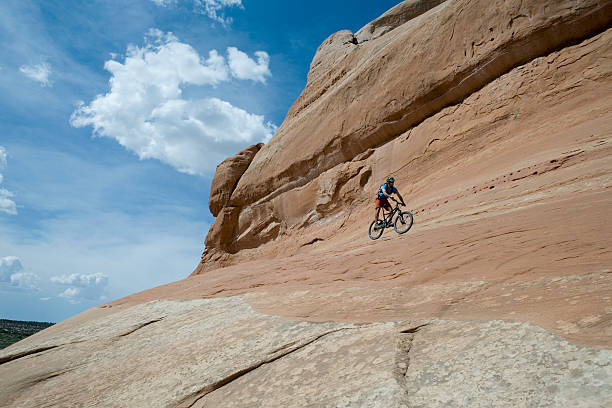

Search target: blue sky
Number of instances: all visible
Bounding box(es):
[0,0,401,323]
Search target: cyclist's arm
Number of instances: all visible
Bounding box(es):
[396,192,406,206]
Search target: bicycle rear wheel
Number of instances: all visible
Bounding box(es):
[368,220,384,240]
[394,211,413,234]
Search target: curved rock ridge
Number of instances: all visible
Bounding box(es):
[306,0,448,88]
[355,0,448,44]
[202,0,612,265]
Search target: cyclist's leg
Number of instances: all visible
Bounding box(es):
[380,201,392,224]
[384,202,393,220]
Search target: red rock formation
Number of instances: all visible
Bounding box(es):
[201,0,612,268]
[2,2,611,406]
[189,0,612,349]
[191,24,612,348]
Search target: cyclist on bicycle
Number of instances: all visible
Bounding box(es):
[374,176,405,223]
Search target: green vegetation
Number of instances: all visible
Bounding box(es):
[0,319,55,350]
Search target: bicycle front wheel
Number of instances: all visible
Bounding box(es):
[394,211,413,234]
[368,220,384,240]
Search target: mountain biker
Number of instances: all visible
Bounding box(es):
[374,176,405,223]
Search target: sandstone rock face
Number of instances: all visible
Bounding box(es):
[307,29,357,87]
[3,1,612,407]
[204,0,612,258]
[208,143,262,217]
[236,0,611,204]
[355,0,447,43]
[1,297,610,407]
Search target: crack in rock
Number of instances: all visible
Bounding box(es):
[0,340,86,366]
[115,317,165,338]
[394,323,430,390]
[0,345,60,366]
[176,327,356,408]
[1,316,166,367]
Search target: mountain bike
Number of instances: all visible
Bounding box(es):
[368,197,413,240]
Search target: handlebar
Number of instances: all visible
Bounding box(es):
[388,196,404,206]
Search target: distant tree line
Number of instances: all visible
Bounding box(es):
[0,319,55,350]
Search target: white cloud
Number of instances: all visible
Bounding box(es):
[150,0,242,25]
[0,256,23,281]
[51,272,109,287]
[227,47,271,83]
[0,146,17,215]
[0,189,17,215]
[59,287,81,304]
[0,256,39,291]
[0,147,6,169]
[19,62,52,87]
[151,0,177,6]
[195,0,243,25]
[71,30,276,175]
[52,272,109,302]
[10,272,40,290]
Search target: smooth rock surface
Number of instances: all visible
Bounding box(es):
[0,298,357,407]
[1,297,610,407]
[403,320,612,407]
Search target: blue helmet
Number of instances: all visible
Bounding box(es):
[386,176,395,183]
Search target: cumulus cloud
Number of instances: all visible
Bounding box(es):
[0,147,17,215]
[20,62,52,87]
[0,256,39,291]
[0,256,23,281]
[227,47,271,83]
[51,272,109,287]
[10,272,40,290]
[51,272,109,302]
[0,189,17,215]
[71,30,276,175]
[59,287,81,304]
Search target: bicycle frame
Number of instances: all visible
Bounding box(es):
[379,201,401,225]
[369,197,413,240]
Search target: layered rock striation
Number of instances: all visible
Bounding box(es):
[199,0,612,269]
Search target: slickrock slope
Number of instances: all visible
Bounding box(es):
[3,299,608,407]
[217,0,612,258]
[2,1,611,406]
